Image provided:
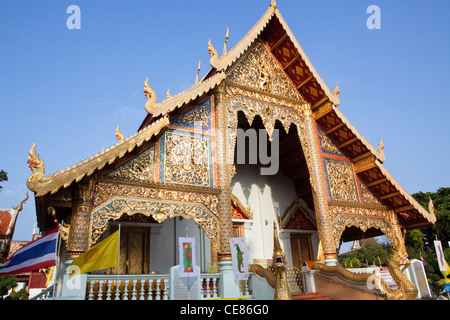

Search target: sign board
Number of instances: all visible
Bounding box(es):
[230,237,249,281]
[434,240,448,272]
[179,237,197,278]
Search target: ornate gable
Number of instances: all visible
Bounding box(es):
[226,40,304,102]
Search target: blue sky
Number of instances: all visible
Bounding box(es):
[1,0,449,243]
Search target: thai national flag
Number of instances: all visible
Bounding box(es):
[0,227,59,276]
[420,253,427,266]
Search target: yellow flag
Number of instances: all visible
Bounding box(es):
[69,230,119,279]
[442,260,450,279]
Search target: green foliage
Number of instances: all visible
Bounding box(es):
[339,238,390,267]
[413,187,450,247]
[0,275,29,300]
[411,187,450,295]
[0,169,7,191]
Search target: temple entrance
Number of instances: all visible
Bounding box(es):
[108,226,150,275]
[290,233,313,269]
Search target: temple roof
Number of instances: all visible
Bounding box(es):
[27,116,169,197]
[27,1,435,230]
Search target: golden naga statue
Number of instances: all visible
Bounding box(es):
[272,221,291,300]
[312,231,418,300]
[27,142,48,192]
[381,232,418,300]
[248,221,291,300]
[208,39,219,69]
[144,77,157,114]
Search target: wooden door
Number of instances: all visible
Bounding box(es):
[109,226,150,275]
[290,233,312,269]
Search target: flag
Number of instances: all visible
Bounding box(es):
[0,227,59,276]
[420,253,427,266]
[69,230,119,279]
[442,260,450,280]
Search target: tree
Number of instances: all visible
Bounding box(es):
[339,238,390,267]
[0,169,7,192]
[0,275,29,300]
[412,187,450,248]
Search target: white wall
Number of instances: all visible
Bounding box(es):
[231,163,300,263]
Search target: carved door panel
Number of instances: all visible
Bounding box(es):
[290,233,312,269]
[109,226,150,275]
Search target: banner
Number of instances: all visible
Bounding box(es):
[0,227,59,276]
[179,237,197,277]
[434,240,448,272]
[230,237,248,281]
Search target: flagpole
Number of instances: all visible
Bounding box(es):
[117,224,121,288]
[53,223,63,299]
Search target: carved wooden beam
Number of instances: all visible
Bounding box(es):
[367,177,388,187]
[325,122,345,134]
[311,96,329,110]
[352,151,372,163]
[296,74,314,90]
[270,33,288,52]
[283,54,301,71]
[338,137,358,148]
[379,191,401,200]
[394,205,414,213]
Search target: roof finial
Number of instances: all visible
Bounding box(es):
[195,58,201,84]
[223,25,229,56]
[270,0,277,9]
[115,125,125,141]
[208,39,219,69]
[378,137,384,155]
[144,77,157,114]
[333,82,340,97]
[166,89,172,99]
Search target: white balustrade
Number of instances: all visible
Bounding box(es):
[86,273,223,300]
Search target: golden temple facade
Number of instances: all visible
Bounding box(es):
[26,1,435,300]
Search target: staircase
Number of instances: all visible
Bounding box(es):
[291,293,329,300]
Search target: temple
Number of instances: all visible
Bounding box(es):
[26,1,435,300]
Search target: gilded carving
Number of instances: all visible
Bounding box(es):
[226,40,304,102]
[171,101,210,129]
[162,131,212,188]
[91,182,220,248]
[359,181,384,206]
[318,129,344,156]
[324,159,359,203]
[104,146,154,183]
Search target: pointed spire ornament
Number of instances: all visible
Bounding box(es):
[223,25,229,56]
[333,82,340,97]
[166,89,172,99]
[115,125,124,141]
[195,58,201,84]
[378,137,384,154]
[428,197,435,215]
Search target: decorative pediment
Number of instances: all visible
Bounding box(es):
[103,146,155,184]
[226,40,304,102]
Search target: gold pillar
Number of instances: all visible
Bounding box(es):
[66,179,95,260]
[214,84,232,262]
[303,105,337,264]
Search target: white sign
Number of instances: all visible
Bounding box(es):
[230,237,249,281]
[434,240,448,272]
[179,237,197,278]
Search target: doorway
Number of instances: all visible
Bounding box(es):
[108,226,150,274]
[290,233,313,269]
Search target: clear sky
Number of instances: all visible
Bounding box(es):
[1,0,449,243]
